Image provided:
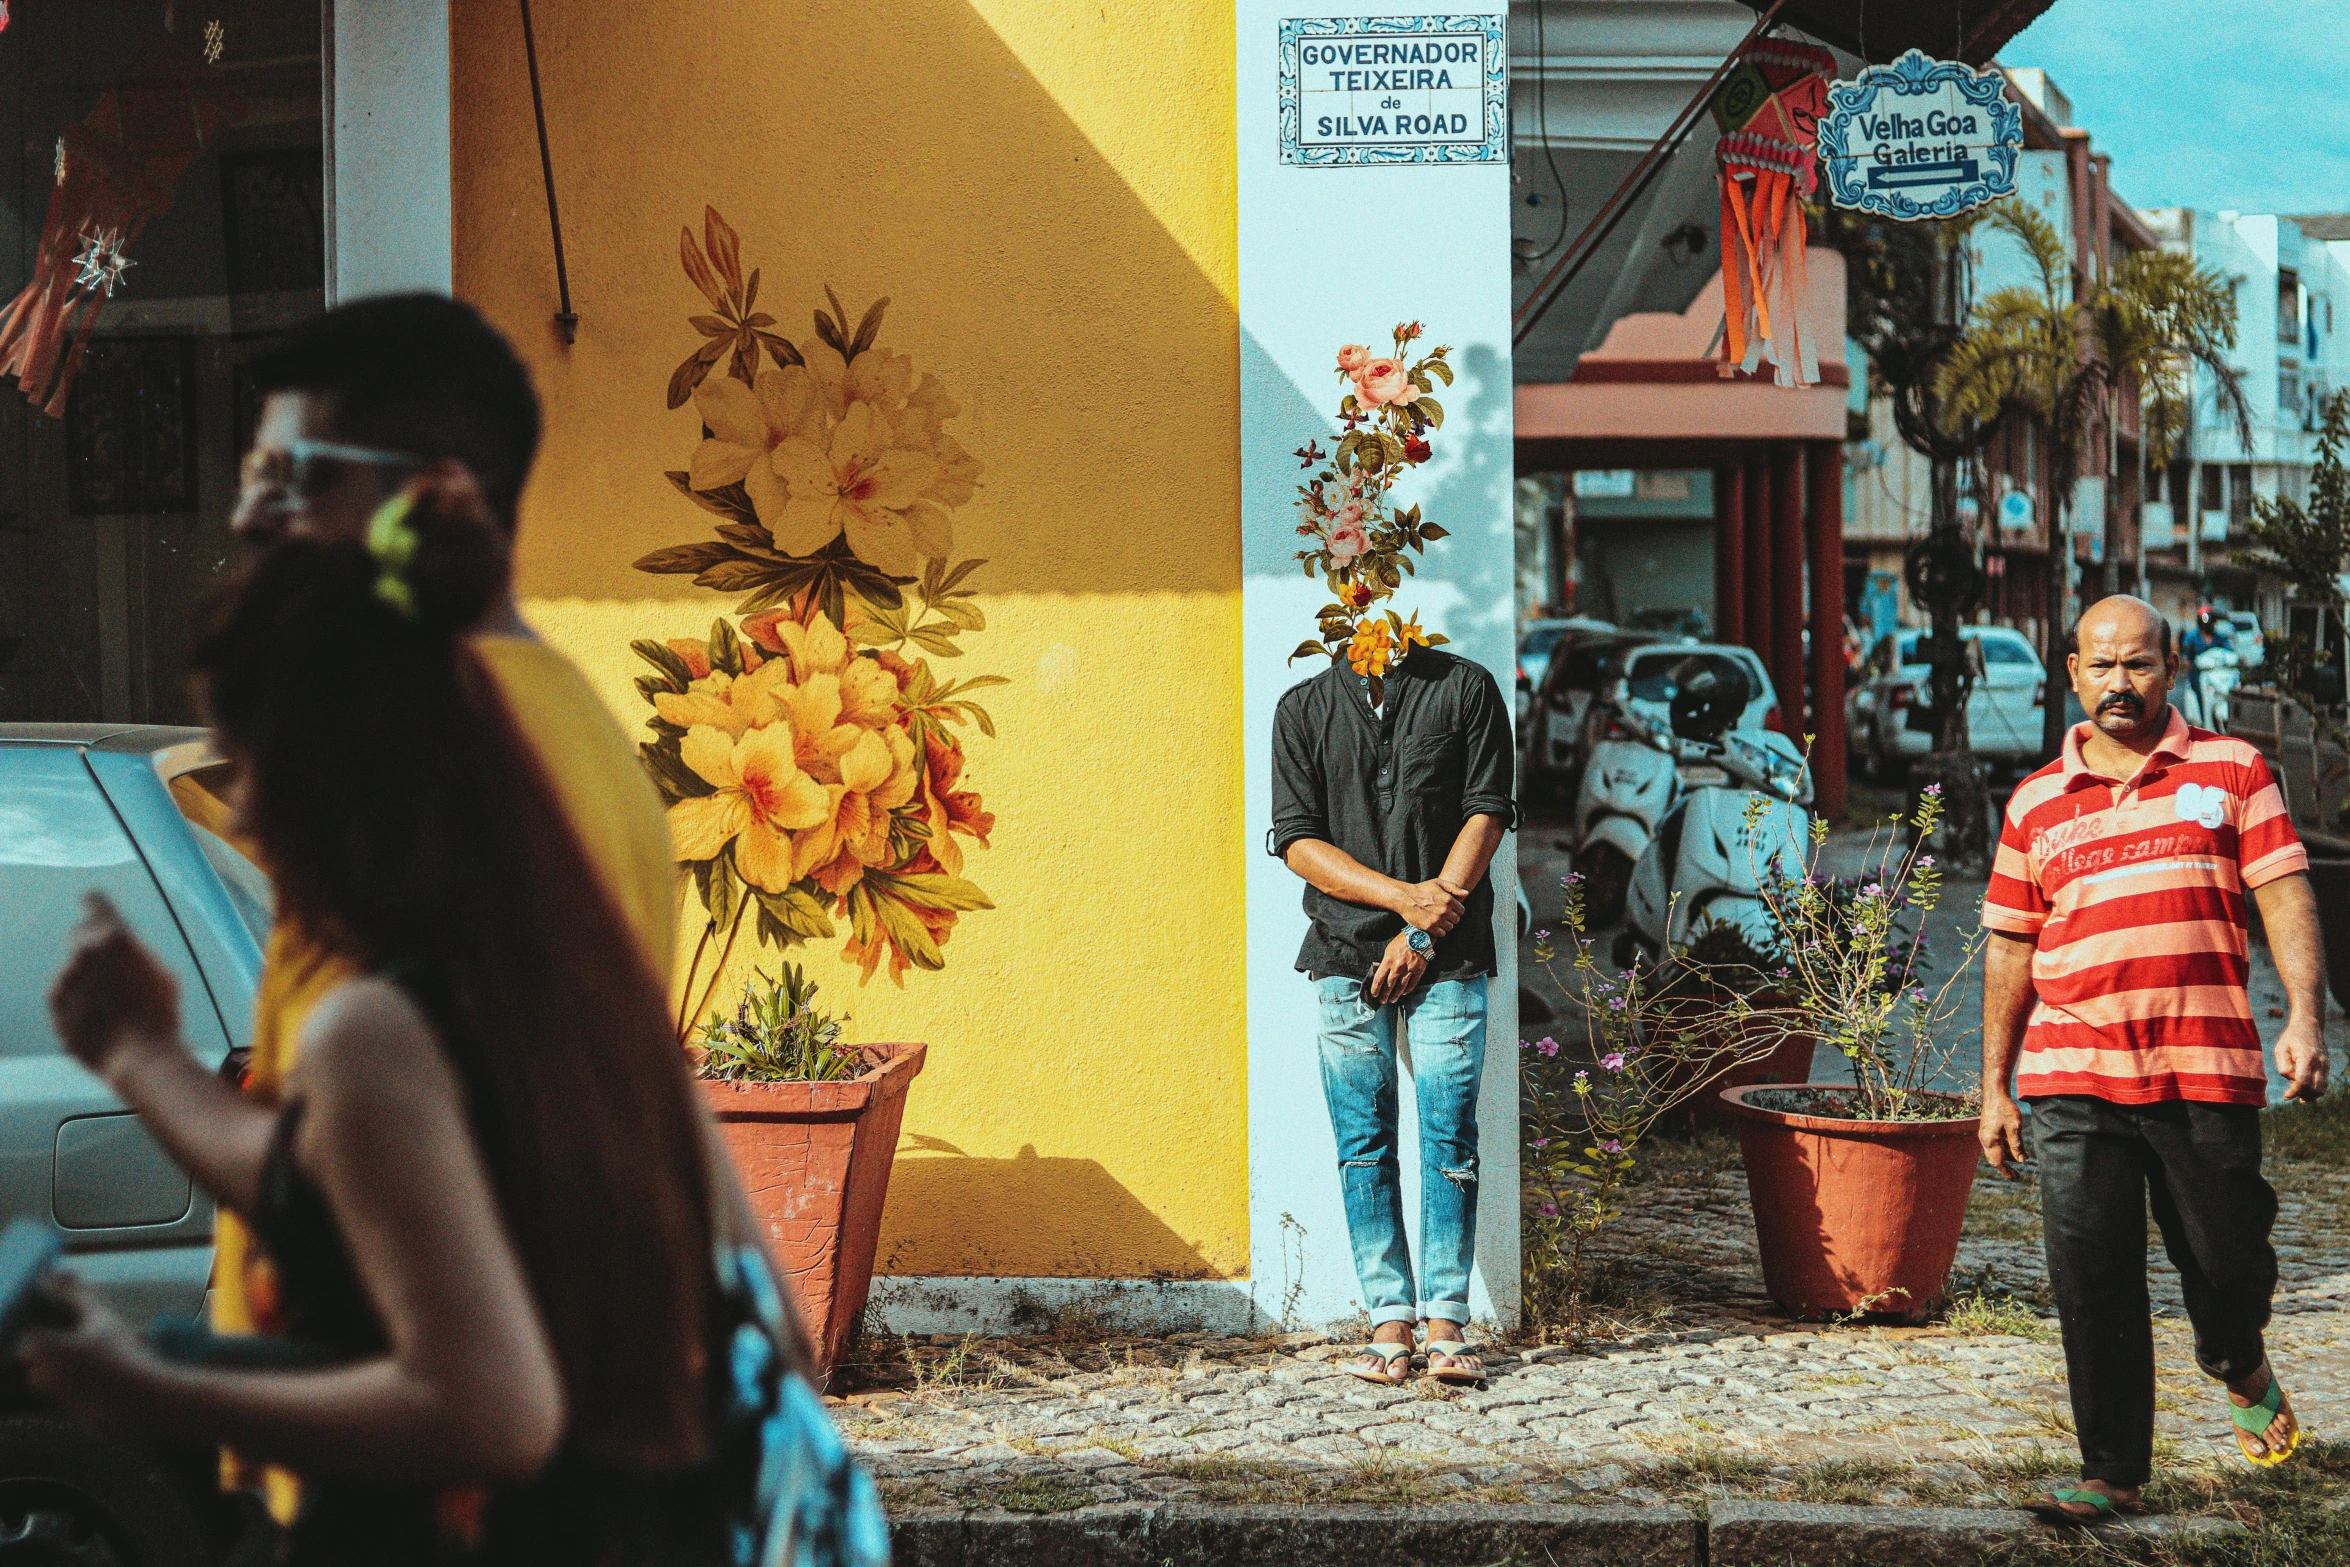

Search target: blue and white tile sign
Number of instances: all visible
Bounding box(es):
[1818,49,2022,221]
[1277,15,1507,166]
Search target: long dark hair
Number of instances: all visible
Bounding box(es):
[192,506,713,1471]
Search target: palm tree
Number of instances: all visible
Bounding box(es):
[1935,198,2250,755]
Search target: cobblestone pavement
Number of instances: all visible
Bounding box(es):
[837,1125,2350,1516]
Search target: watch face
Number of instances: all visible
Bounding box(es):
[1408,929,1433,955]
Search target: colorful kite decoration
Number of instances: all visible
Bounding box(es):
[0,26,241,416]
[1709,38,1836,389]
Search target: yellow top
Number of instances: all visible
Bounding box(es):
[209,635,678,1474]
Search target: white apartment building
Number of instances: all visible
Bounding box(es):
[2135,209,2350,631]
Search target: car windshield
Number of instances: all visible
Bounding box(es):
[1625,651,1752,707]
[168,763,274,946]
[1981,637,2035,665]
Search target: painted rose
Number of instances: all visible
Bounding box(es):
[1351,357,1417,408]
[1335,343,1371,374]
[1325,521,1370,564]
[1404,436,1432,464]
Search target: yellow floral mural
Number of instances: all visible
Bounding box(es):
[634,209,999,1018]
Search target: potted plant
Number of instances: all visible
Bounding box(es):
[695,965,925,1381]
[1720,787,1985,1321]
[1520,878,1790,1338]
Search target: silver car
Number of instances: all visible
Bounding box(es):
[1847,626,2047,777]
[0,725,264,1562]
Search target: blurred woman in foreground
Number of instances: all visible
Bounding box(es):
[33,498,885,1566]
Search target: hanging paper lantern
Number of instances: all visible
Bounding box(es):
[1709,39,1836,390]
[0,26,241,416]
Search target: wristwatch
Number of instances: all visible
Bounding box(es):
[1405,927,1434,958]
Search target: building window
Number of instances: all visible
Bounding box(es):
[0,5,325,723]
[2279,268,2302,346]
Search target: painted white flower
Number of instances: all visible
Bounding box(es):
[689,367,818,530]
[767,401,944,572]
[2173,781,2228,831]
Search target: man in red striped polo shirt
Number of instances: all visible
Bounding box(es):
[1980,596,2330,1524]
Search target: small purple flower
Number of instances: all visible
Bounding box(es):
[1600,1139,1624,1154]
[1601,1051,1627,1071]
[1860,882,1884,898]
[1924,783,1943,797]
[1917,856,1936,869]
[1607,996,1628,1012]
[1574,1070,1590,1084]
[1535,1036,1561,1058]
[1910,987,1927,1003]
[1531,1137,1551,1149]
[1774,965,1792,979]
[1565,871,1586,885]
[1537,1202,1559,1218]
[1534,928,1551,940]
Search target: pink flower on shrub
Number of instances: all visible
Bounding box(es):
[1335,344,1371,374]
[1600,1138,1624,1154]
[1534,1036,1560,1058]
[1601,1051,1626,1071]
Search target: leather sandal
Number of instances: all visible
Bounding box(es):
[1345,1342,1413,1385]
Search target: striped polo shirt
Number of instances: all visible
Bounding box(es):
[1982,707,2307,1106]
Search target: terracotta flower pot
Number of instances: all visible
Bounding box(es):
[700,1041,926,1381]
[1720,1083,1979,1322]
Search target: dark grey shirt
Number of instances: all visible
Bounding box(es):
[1268,649,1516,984]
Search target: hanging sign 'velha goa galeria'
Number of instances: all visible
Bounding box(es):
[1818,49,2022,222]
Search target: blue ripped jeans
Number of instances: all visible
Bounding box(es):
[1313,975,1488,1328]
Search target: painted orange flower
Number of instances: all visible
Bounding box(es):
[1347,618,1395,678]
[668,722,832,892]
[915,733,995,875]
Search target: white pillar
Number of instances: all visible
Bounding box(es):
[327,0,453,302]
[1238,8,1520,1330]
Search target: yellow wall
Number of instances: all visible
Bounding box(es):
[450,0,1244,1278]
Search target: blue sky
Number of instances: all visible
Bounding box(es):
[2002,0,2350,216]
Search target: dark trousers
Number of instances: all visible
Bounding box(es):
[2029,1095,2277,1488]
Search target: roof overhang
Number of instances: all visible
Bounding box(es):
[1736,0,2057,64]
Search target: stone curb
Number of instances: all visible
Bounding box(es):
[891,1500,2253,1566]
[890,1501,1697,1566]
[1709,1500,2249,1564]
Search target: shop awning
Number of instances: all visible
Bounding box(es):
[1734,0,2058,65]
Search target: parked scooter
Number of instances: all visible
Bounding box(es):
[2178,644,2242,733]
[1614,667,1811,971]
[1569,685,1680,927]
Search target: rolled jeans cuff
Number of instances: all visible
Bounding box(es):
[1420,1298,1471,1324]
[1368,1305,1419,1329]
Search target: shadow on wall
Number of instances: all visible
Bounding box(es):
[875,1140,1225,1280]
[453,0,1242,602]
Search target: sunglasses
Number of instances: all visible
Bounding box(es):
[238,438,421,503]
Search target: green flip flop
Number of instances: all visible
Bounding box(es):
[2025,1487,2134,1527]
[2230,1372,2304,1467]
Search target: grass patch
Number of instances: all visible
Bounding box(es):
[1993,1440,2350,1566]
[2265,1092,2350,1170]
[1942,1291,2059,1342]
[1631,1442,1773,1494]
[1787,1457,1908,1504]
[985,1475,1094,1514]
[1144,1454,1462,1507]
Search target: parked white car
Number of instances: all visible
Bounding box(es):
[1847,625,2047,778]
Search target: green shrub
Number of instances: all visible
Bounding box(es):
[695,964,862,1083]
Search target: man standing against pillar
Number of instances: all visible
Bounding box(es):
[1979,596,2329,1523]
[1270,642,1514,1386]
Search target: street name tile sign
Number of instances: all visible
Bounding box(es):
[1819,49,2022,221]
[1277,15,1508,165]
